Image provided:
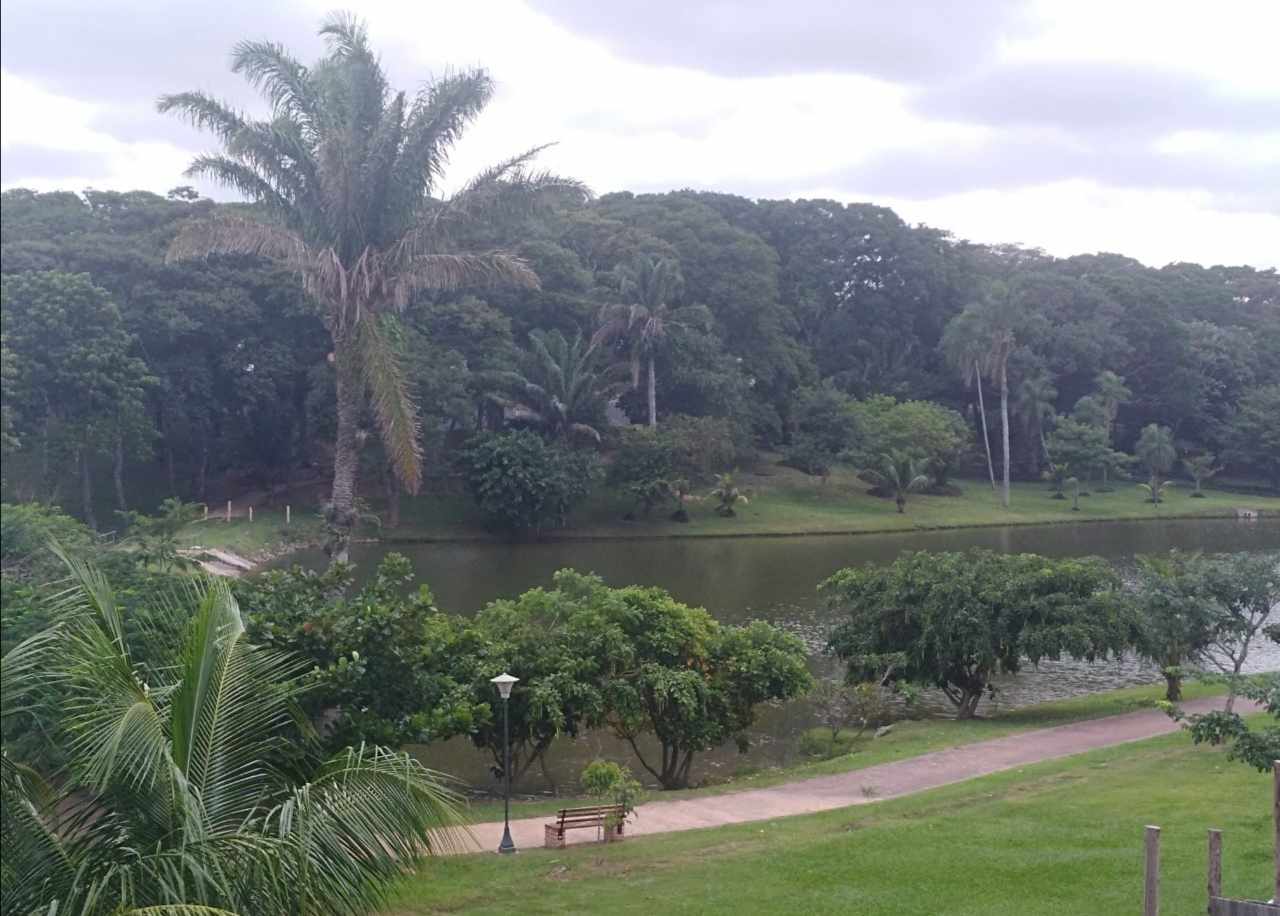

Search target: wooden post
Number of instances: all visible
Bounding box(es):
[226,500,232,523]
[248,506,253,523]
[1208,829,1222,902]
[203,504,208,521]
[286,505,291,525]
[1273,763,1279,904]
[1145,825,1160,916]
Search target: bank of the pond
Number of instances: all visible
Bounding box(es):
[195,474,1280,569]
[388,721,1273,916]
[456,681,1232,823]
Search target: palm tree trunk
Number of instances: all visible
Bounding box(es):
[647,354,657,429]
[1000,361,1011,509]
[112,430,127,511]
[975,366,996,493]
[79,446,97,530]
[329,341,363,562]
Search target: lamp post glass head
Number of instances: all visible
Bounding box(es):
[490,672,518,700]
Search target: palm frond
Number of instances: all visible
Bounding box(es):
[183,155,293,216]
[165,216,307,267]
[393,68,495,206]
[155,92,246,144]
[231,40,317,127]
[355,316,423,494]
[387,252,539,307]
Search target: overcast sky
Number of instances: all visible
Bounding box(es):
[2,0,1277,268]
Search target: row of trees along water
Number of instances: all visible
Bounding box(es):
[1,20,1278,555]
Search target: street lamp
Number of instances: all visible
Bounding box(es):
[490,672,519,854]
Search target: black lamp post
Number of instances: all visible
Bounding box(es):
[490,672,519,854]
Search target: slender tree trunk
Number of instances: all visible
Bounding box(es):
[647,354,657,428]
[1000,361,1011,508]
[196,430,209,501]
[384,461,400,529]
[79,447,97,530]
[328,339,363,564]
[975,368,996,493]
[1163,669,1182,703]
[113,430,127,511]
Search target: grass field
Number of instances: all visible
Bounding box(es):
[384,464,1280,542]
[387,721,1275,916]
[459,681,1229,822]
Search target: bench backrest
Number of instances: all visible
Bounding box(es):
[554,804,625,828]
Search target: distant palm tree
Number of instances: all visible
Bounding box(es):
[941,310,997,493]
[1135,424,1177,504]
[707,472,749,517]
[593,257,711,427]
[491,329,624,444]
[1014,371,1058,473]
[1183,452,1221,498]
[1,550,461,914]
[159,14,586,560]
[971,287,1019,509]
[1094,370,1132,443]
[860,452,930,514]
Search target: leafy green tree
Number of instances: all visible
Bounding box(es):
[1013,370,1058,474]
[783,382,859,478]
[240,554,485,750]
[859,451,930,513]
[1129,551,1219,701]
[457,431,601,534]
[1047,415,1118,488]
[824,550,1130,718]
[1,552,461,915]
[1,271,152,525]
[941,309,997,492]
[596,578,810,788]
[848,396,968,488]
[159,14,584,558]
[1225,384,1280,490]
[0,337,19,453]
[1182,452,1221,497]
[1094,370,1131,443]
[490,329,622,444]
[1201,552,1279,711]
[594,256,712,427]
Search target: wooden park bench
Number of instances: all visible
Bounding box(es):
[544,804,627,848]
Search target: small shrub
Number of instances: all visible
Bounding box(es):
[456,431,601,534]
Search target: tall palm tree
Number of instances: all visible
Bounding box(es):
[1094,370,1131,443]
[490,329,624,444]
[159,14,586,560]
[859,451,930,513]
[1013,370,1058,474]
[1,550,462,914]
[593,257,711,428]
[971,286,1019,509]
[941,309,997,493]
[1135,423,1177,504]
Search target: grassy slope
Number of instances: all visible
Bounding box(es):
[175,507,325,559]
[462,681,1228,822]
[386,466,1280,542]
[388,721,1275,916]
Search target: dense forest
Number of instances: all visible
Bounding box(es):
[3,184,1277,528]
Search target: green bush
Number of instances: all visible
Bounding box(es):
[456,431,601,534]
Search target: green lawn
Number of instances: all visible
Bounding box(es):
[382,465,1279,542]
[388,722,1275,916]
[176,507,325,560]
[458,681,1229,823]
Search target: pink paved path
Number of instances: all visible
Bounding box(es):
[453,695,1252,854]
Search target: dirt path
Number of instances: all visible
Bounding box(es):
[453,695,1252,853]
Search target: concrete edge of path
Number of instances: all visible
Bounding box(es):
[446,695,1261,855]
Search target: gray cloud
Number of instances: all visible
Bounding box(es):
[830,131,1280,214]
[0,0,320,106]
[913,61,1280,133]
[526,0,1031,81]
[0,145,113,184]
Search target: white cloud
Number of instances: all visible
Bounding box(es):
[1,0,1276,268]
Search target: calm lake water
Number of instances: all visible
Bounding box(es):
[279,517,1280,793]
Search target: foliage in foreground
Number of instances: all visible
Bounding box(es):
[0,553,462,915]
[1169,671,1280,772]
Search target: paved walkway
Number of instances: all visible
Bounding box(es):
[454,695,1252,854]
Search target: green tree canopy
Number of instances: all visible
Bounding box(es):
[824,550,1131,718]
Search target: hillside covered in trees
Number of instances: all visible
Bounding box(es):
[2,183,1277,528]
